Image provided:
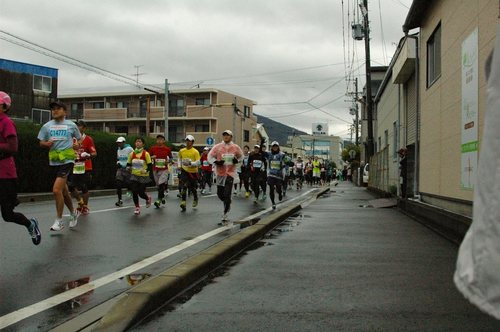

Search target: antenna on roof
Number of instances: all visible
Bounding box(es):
[132,65,146,87]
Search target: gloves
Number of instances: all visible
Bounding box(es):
[81,152,91,158]
[232,157,239,165]
[214,160,225,166]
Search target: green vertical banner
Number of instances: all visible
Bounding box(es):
[461,28,478,189]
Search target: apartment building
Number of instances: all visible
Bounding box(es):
[367,0,498,220]
[58,86,261,149]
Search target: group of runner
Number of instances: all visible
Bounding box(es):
[1,91,334,245]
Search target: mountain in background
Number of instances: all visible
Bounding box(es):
[255,113,308,146]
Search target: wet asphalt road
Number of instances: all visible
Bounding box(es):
[131,182,500,332]
[0,186,312,331]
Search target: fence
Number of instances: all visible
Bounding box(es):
[369,146,391,193]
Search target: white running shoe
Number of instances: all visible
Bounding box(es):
[221,213,228,221]
[69,210,79,228]
[51,219,64,231]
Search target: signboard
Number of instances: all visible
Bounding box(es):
[206,137,214,146]
[312,123,328,136]
[461,28,478,190]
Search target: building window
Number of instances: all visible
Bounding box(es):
[70,103,83,120]
[33,75,52,92]
[32,108,50,124]
[244,106,250,117]
[427,23,441,87]
[168,126,184,143]
[244,130,250,142]
[393,121,398,159]
[384,130,389,148]
[196,98,210,106]
[195,124,209,132]
[93,102,104,109]
[169,100,185,117]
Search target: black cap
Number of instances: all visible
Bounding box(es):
[76,120,87,127]
[156,134,165,139]
[49,101,67,110]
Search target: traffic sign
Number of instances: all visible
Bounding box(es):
[206,137,214,146]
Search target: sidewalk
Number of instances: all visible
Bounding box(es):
[98,182,500,331]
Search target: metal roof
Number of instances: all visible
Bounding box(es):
[403,0,433,32]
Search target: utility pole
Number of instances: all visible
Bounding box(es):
[355,77,360,147]
[164,79,169,142]
[361,0,374,159]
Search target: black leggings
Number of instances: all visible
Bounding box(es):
[217,177,234,213]
[129,181,149,205]
[1,203,30,228]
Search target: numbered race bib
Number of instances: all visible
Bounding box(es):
[155,158,166,168]
[252,160,262,168]
[132,159,145,171]
[73,162,85,174]
[296,163,303,169]
[222,154,235,165]
[270,160,281,170]
[49,125,68,140]
[203,160,210,167]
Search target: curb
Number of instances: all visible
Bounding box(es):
[92,188,329,331]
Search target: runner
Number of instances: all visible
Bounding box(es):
[282,151,293,196]
[261,140,287,210]
[241,145,251,197]
[115,136,134,206]
[177,135,201,211]
[312,156,321,186]
[0,91,41,245]
[149,134,172,208]
[248,144,266,204]
[208,130,243,222]
[38,101,81,231]
[69,120,96,215]
[126,137,153,215]
[260,144,268,200]
[294,156,305,190]
[305,156,313,186]
[200,147,213,195]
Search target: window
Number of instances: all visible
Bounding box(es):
[169,100,185,117]
[93,102,104,109]
[393,121,399,159]
[32,109,50,124]
[384,130,389,148]
[33,75,52,92]
[196,98,210,106]
[244,106,250,117]
[244,130,250,142]
[195,124,209,132]
[117,101,129,109]
[168,126,184,143]
[427,23,441,87]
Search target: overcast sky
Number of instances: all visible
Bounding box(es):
[1,0,412,140]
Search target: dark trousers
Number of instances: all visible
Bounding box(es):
[217,177,234,213]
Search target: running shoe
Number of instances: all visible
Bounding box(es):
[254,197,258,204]
[50,219,64,231]
[126,191,132,198]
[115,200,123,207]
[134,206,140,214]
[180,201,186,211]
[192,200,198,207]
[154,200,161,208]
[80,206,90,215]
[29,218,41,245]
[245,191,250,197]
[221,213,228,221]
[146,196,152,208]
[272,204,276,210]
[262,194,267,200]
[77,202,84,213]
[233,189,237,195]
[161,197,166,205]
[201,189,205,195]
[69,210,79,228]
[208,189,212,194]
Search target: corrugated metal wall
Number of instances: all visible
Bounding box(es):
[405,73,417,145]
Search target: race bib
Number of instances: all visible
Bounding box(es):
[203,160,210,167]
[222,154,235,164]
[296,163,303,169]
[270,160,280,170]
[132,159,145,170]
[155,158,166,168]
[252,160,262,168]
[73,162,85,174]
[49,125,68,140]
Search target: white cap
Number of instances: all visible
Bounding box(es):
[271,141,279,146]
[116,136,126,143]
[222,130,233,136]
[204,146,210,151]
[254,144,260,149]
[185,135,195,141]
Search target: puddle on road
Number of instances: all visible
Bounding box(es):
[137,214,304,324]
